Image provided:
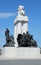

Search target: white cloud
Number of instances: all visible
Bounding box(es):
[0,13,17,18]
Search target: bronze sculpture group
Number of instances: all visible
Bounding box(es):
[3,28,37,47]
[3,28,15,47]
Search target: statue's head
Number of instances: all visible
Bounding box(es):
[18,5,24,10]
[6,28,9,31]
[26,31,29,34]
[23,33,25,35]
[18,5,25,16]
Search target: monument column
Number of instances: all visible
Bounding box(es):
[14,5,28,47]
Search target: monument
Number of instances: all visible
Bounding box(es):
[0,5,41,65]
[3,5,37,47]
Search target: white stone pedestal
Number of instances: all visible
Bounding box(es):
[0,47,41,60]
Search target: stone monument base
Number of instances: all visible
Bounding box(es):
[0,47,41,60]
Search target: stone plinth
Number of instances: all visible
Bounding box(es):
[0,47,41,60]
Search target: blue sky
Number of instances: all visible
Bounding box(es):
[0,0,41,47]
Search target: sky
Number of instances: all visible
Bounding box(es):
[0,0,41,47]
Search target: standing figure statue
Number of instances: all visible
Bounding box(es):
[3,28,15,47]
[5,28,10,44]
